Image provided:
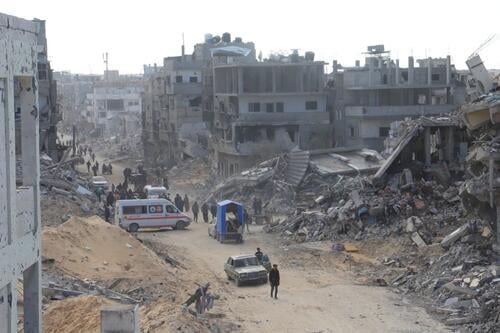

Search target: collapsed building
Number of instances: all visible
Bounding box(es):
[331,44,467,151]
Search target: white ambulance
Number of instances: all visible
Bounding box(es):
[115,198,191,232]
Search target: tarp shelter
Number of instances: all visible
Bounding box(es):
[216,200,244,235]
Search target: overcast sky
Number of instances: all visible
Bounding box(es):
[3,0,500,74]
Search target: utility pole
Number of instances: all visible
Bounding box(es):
[103,52,109,80]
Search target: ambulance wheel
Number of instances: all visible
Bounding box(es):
[176,221,186,230]
[128,223,139,233]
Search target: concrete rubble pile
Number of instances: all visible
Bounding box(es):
[265,110,500,331]
[205,155,296,215]
[36,152,98,225]
[92,133,143,163]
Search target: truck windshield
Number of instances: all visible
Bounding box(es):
[234,257,259,267]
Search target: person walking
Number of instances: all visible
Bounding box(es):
[253,197,259,215]
[106,191,115,207]
[174,194,182,211]
[192,201,199,223]
[91,152,95,162]
[104,204,111,223]
[269,264,280,299]
[184,194,190,212]
[95,187,104,203]
[86,160,91,173]
[210,203,217,219]
[201,203,209,223]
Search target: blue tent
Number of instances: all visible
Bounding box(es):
[216,200,244,239]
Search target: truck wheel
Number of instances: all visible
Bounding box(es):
[128,223,139,233]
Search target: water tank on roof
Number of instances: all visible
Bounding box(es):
[222,32,231,43]
[234,37,242,43]
[305,51,315,61]
[204,33,213,43]
[211,35,221,44]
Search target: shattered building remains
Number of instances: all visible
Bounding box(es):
[34,19,61,161]
[209,49,331,176]
[1,13,42,332]
[331,44,467,151]
[142,33,255,168]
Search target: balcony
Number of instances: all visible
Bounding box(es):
[235,111,329,126]
[345,105,456,119]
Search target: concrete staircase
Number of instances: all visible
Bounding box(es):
[285,149,310,187]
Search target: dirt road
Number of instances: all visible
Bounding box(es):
[139,222,448,333]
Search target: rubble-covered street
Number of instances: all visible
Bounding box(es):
[4,3,500,333]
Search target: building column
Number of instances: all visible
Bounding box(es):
[238,67,243,94]
[19,76,42,333]
[424,127,431,167]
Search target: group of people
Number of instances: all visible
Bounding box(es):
[170,194,215,224]
[87,159,113,177]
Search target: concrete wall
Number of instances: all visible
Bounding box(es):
[0,13,42,332]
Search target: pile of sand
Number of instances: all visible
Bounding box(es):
[42,216,169,280]
[43,295,113,333]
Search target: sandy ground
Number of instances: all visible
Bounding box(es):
[138,222,449,333]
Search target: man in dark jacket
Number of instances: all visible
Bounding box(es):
[210,203,217,219]
[192,201,199,223]
[184,194,190,212]
[201,203,209,223]
[269,264,280,299]
[174,194,182,211]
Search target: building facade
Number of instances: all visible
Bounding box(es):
[210,51,331,176]
[0,13,42,332]
[331,45,466,150]
[33,19,61,160]
[85,75,143,137]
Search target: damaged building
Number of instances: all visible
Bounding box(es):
[331,45,466,151]
[34,19,61,161]
[1,12,43,332]
[210,50,331,176]
[85,71,143,137]
[142,33,255,168]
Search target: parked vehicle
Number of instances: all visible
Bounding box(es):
[224,254,268,286]
[115,198,191,232]
[208,200,245,243]
[91,176,109,192]
[143,185,168,199]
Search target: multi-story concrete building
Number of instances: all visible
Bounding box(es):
[85,73,143,137]
[331,45,466,150]
[55,71,101,131]
[142,33,254,168]
[1,12,42,332]
[210,51,331,176]
[33,19,61,160]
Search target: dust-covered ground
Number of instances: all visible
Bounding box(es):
[41,143,451,333]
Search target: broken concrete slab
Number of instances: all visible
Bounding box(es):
[441,223,470,248]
